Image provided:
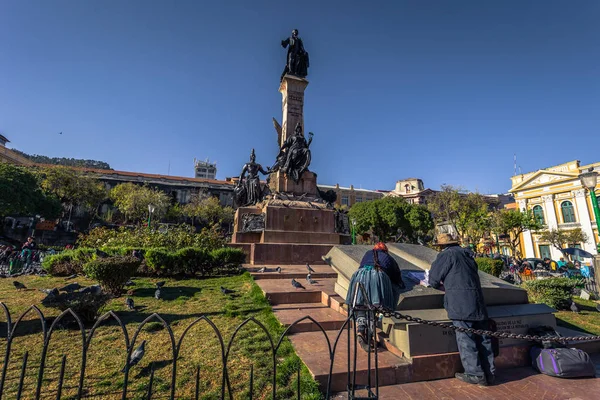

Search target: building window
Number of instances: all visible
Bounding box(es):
[356,197,362,203]
[538,245,551,260]
[341,196,349,206]
[561,201,576,223]
[532,205,545,225]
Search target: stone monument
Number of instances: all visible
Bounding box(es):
[324,244,556,364]
[229,30,350,265]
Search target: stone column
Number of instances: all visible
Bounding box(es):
[279,75,309,146]
[541,194,562,259]
[518,199,535,258]
[573,189,596,253]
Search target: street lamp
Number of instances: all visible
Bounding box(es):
[351,218,357,245]
[578,167,600,253]
[148,204,156,229]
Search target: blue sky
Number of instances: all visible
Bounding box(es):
[1,1,598,194]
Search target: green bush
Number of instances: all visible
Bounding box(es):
[145,248,173,275]
[211,248,246,270]
[42,251,81,276]
[43,291,110,323]
[475,258,503,277]
[175,247,211,275]
[83,256,141,296]
[524,278,577,310]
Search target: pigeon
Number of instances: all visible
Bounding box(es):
[220,286,235,295]
[306,274,316,285]
[65,274,78,280]
[41,288,59,303]
[95,249,109,258]
[291,279,305,289]
[154,288,162,300]
[275,266,282,273]
[13,281,26,290]
[60,282,82,293]
[306,263,315,273]
[570,301,579,313]
[124,280,135,287]
[596,304,600,313]
[125,297,135,310]
[155,281,166,288]
[121,340,146,373]
[257,267,266,273]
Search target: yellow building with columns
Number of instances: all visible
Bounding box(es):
[509,160,600,260]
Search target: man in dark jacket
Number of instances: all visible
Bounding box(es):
[429,233,495,386]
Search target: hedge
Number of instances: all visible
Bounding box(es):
[524,278,576,310]
[475,258,503,277]
[45,246,245,278]
[83,256,141,296]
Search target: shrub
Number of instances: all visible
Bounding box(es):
[145,248,174,275]
[211,247,245,274]
[83,256,141,296]
[475,258,503,277]
[43,292,110,323]
[524,278,577,310]
[175,247,211,275]
[42,251,82,276]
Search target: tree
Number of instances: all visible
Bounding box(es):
[109,183,170,223]
[0,163,61,219]
[537,228,589,253]
[348,196,433,242]
[182,192,234,227]
[427,185,493,245]
[38,166,107,212]
[12,149,112,169]
[490,209,542,257]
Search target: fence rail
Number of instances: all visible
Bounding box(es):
[0,295,380,400]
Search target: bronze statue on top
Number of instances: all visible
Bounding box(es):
[271,122,313,183]
[280,29,309,81]
[235,149,270,206]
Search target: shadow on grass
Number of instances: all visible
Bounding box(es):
[131,286,202,301]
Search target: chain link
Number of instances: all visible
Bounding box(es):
[371,305,600,343]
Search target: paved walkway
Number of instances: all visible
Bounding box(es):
[334,354,600,400]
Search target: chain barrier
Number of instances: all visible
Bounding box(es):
[371,305,600,343]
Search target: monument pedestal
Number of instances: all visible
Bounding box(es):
[269,170,318,197]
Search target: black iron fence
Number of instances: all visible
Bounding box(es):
[0,297,381,400]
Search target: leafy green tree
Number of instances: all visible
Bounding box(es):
[348,196,433,242]
[537,228,589,253]
[427,185,494,244]
[182,193,234,227]
[491,209,542,257]
[0,163,61,219]
[109,183,170,223]
[11,149,111,169]
[38,166,107,212]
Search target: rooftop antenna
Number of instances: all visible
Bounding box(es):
[513,154,517,176]
[518,165,522,175]
[167,160,171,176]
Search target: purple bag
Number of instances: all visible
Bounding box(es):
[531,347,596,378]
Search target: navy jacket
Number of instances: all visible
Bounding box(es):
[359,250,403,287]
[428,245,488,321]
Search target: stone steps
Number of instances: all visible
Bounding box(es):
[272,302,349,333]
[246,264,338,280]
[256,277,338,305]
[288,330,411,393]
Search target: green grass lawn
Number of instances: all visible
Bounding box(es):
[0,272,322,399]
[555,297,600,336]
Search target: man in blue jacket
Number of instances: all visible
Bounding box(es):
[429,233,496,386]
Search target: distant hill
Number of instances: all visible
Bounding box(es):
[11,150,112,170]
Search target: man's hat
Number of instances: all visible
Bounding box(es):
[436,233,459,246]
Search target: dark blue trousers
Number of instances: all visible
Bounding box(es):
[452,320,496,378]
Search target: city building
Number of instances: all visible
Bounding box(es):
[385,178,437,204]
[0,134,33,165]
[317,184,385,208]
[194,158,217,179]
[509,160,600,259]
